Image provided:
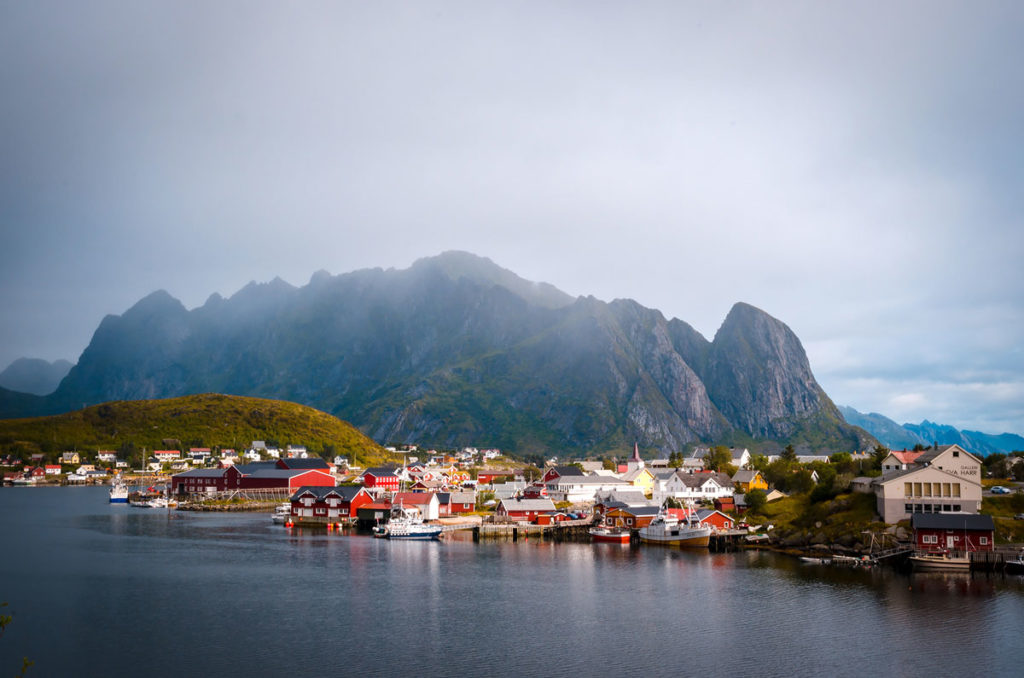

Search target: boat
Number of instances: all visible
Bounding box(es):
[109,480,129,503]
[271,503,291,524]
[638,512,711,548]
[799,556,831,565]
[373,505,442,540]
[1004,549,1024,574]
[589,526,631,544]
[909,551,971,572]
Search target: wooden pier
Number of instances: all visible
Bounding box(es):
[472,519,593,542]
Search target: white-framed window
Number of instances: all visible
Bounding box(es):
[980,536,989,545]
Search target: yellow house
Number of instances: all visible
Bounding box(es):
[733,470,768,493]
[621,467,656,497]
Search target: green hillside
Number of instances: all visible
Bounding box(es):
[0,393,389,464]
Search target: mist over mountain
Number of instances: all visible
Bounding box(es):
[0,252,872,455]
[0,358,73,396]
[839,405,1024,457]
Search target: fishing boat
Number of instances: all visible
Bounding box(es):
[373,506,442,540]
[589,526,631,544]
[271,503,291,524]
[909,551,971,572]
[638,512,711,548]
[109,479,129,503]
[1004,549,1024,574]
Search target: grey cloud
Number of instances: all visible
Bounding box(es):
[1,2,1022,434]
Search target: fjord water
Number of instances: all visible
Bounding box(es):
[2,487,1023,677]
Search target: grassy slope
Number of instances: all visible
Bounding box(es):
[0,393,390,463]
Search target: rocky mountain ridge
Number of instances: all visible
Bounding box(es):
[0,251,872,456]
[839,405,1024,457]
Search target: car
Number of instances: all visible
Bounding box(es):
[1015,514,1024,520]
[990,486,1011,494]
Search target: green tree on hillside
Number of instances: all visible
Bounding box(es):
[872,444,889,470]
[781,444,797,463]
[744,489,767,514]
[704,446,732,472]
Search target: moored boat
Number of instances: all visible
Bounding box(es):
[909,551,971,572]
[638,513,711,548]
[589,526,631,544]
[109,480,128,503]
[1004,549,1024,574]
[271,503,291,524]
[375,506,442,540]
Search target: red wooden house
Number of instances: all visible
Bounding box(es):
[541,465,584,484]
[911,513,995,553]
[173,460,334,495]
[361,467,400,491]
[604,505,661,528]
[448,491,476,514]
[495,497,556,522]
[695,509,735,531]
[290,486,372,522]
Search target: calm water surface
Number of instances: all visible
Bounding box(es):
[2,486,1023,677]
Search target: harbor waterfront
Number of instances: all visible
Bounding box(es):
[3,487,1024,677]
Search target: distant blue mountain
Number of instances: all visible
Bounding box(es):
[839,406,1024,457]
[0,358,73,396]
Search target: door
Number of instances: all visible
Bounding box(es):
[947,536,956,549]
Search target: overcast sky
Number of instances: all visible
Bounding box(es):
[1,2,1022,435]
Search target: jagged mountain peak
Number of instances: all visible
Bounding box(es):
[125,289,187,316]
[410,251,575,310]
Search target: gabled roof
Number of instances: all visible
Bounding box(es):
[363,466,399,477]
[674,471,732,488]
[450,492,476,503]
[888,450,925,465]
[877,464,964,484]
[695,509,732,522]
[607,505,661,517]
[915,444,981,466]
[248,468,330,479]
[498,497,556,511]
[732,470,761,483]
[549,465,585,477]
[621,468,653,482]
[393,492,437,506]
[277,457,330,470]
[911,513,994,531]
[290,486,344,501]
[233,461,279,475]
[173,468,228,478]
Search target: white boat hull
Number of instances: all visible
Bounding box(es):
[909,554,971,572]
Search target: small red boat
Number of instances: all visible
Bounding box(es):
[589,526,631,544]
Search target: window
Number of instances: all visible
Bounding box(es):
[952,484,961,498]
[953,450,960,457]
[905,504,913,513]
[904,483,913,497]
[923,484,932,497]
[942,483,951,497]
[914,482,922,496]
[980,537,989,545]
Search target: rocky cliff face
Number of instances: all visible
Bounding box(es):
[4,252,870,455]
